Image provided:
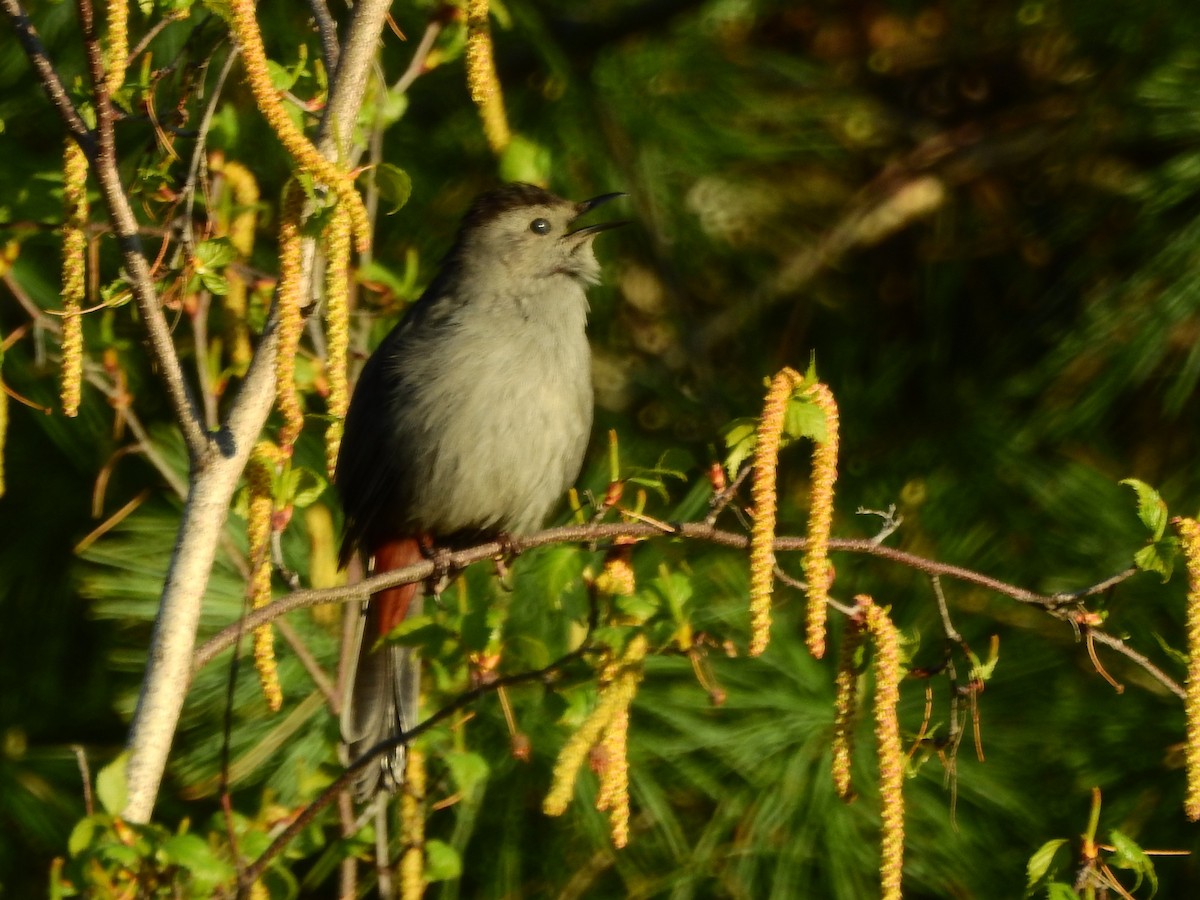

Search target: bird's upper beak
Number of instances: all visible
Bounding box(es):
[568,192,629,238]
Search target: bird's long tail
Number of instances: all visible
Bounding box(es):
[341,537,423,800]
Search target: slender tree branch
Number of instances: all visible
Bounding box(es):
[236,607,601,893]
[180,45,240,260]
[391,11,446,96]
[0,0,94,145]
[73,0,211,462]
[1087,630,1183,700]
[127,9,186,63]
[121,0,397,824]
[307,0,340,77]
[192,522,1176,697]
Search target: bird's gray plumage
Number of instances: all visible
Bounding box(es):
[336,183,620,798]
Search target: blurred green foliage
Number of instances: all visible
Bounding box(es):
[3,0,1200,896]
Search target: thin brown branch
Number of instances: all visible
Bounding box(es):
[0,0,94,144]
[126,9,186,63]
[192,522,1179,699]
[1087,629,1180,699]
[235,605,600,894]
[391,11,447,96]
[122,0,398,824]
[74,0,210,463]
[307,0,341,76]
[276,619,339,712]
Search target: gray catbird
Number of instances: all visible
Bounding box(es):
[335,182,624,798]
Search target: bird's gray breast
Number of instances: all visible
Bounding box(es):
[387,281,593,536]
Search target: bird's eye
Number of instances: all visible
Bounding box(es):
[529,217,552,235]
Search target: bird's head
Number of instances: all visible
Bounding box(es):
[450,182,626,288]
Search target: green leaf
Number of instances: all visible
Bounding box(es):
[198,271,228,296]
[498,134,551,186]
[266,58,302,92]
[723,418,758,477]
[290,467,328,509]
[1120,478,1169,540]
[160,833,237,888]
[95,753,128,815]
[67,816,104,857]
[784,394,827,443]
[1151,631,1189,666]
[1133,537,1179,582]
[372,164,412,215]
[193,237,236,271]
[1108,829,1157,895]
[424,839,463,882]
[1045,883,1080,900]
[444,750,490,796]
[1026,837,1068,886]
[614,591,661,623]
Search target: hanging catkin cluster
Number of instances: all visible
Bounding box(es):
[226,0,370,252]
[246,441,285,711]
[748,369,841,658]
[273,185,307,454]
[323,204,352,477]
[832,623,865,801]
[399,748,427,900]
[801,381,840,659]
[854,595,906,900]
[465,0,511,155]
[748,367,802,656]
[544,634,648,847]
[60,139,88,417]
[1175,516,1200,821]
[209,154,260,375]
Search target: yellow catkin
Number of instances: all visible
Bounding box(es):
[0,332,7,498]
[748,367,802,656]
[225,0,370,252]
[832,623,865,802]
[544,635,648,820]
[61,139,88,418]
[210,155,260,374]
[247,442,283,712]
[323,204,351,478]
[595,708,631,848]
[594,552,636,597]
[400,747,426,900]
[274,185,307,453]
[802,382,840,659]
[860,596,905,900]
[104,0,128,93]
[465,0,511,154]
[1175,517,1200,821]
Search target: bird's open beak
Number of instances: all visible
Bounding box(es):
[568,192,629,238]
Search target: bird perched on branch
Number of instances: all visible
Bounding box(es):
[335,182,625,798]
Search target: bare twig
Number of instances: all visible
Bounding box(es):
[127,10,187,63]
[72,746,94,817]
[307,0,341,76]
[857,504,903,545]
[73,0,211,462]
[121,0,397,824]
[930,575,962,643]
[276,619,339,712]
[179,46,240,259]
[0,0,93,144]
[235,592,601,894]
[391,12,446,96]
[192,523,1178,699]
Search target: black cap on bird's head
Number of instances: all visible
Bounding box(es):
[449,182,627,284]
[458,182,627,232]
